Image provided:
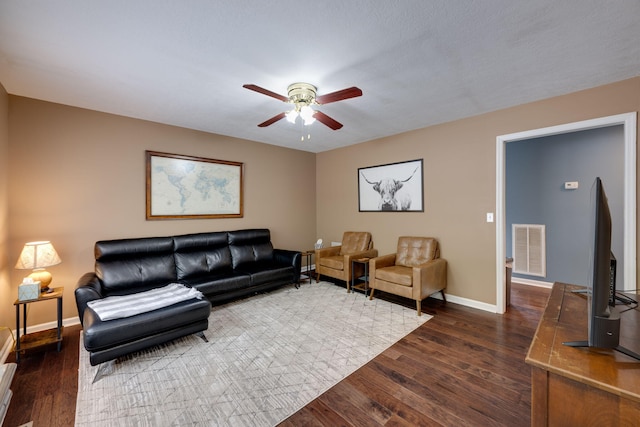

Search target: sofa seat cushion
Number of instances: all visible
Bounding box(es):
[82,297,211,352]
[235,262,294,285]
[318,255,344,271]
[375,265,413,287]
[183,271,252,296]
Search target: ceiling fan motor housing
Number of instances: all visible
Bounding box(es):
[287,82,317,107]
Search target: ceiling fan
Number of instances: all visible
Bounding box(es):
[243,82,362,130]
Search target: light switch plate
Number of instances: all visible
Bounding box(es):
[564,181,579,190]
[486,212,494,223]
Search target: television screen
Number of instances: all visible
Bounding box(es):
[563,177,640,360]
[587,177,619,348]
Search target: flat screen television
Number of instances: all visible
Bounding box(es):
[563,177,640,360]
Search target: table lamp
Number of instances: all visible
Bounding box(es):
[15,241,62,293]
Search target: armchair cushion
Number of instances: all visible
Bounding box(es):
[319,255,346,270]
[376,265,412,287]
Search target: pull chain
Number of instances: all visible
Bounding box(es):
[299,120,311,141]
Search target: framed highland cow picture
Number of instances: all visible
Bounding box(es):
[358,159,423,212]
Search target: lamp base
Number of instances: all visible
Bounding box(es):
[28,269,53,292]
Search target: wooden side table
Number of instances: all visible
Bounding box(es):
[351,258,370,297]
[14,286,64,363]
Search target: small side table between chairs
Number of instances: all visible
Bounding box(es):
[351,258,370,297]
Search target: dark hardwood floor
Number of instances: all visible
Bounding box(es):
[4,283,550,427]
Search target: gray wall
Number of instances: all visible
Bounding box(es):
[506,125,624,288]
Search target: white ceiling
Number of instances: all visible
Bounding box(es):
[1,1,639,153]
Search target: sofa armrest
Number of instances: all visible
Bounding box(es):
[274,249,302,282]
[413,258,447,299]
[75,272,104,326]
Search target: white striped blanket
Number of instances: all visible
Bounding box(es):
[87,283,204,321]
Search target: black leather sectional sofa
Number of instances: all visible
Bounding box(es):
[75,229,301,367]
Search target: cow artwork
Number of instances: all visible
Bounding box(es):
[358,159,423,212]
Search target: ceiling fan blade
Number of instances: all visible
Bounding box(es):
[315,87,362,105]
[243,84,288,103]
[257,112,286,127]
[313,111,343,130]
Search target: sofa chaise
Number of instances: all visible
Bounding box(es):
[75,228,301,374]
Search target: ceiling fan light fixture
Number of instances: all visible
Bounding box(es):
[300,105,316,125]
[243,82,361,132]
[285,109,298,123]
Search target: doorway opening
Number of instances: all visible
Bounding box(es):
[495,113,636,314]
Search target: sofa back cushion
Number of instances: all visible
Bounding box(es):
[228,229,273,268]
[95,237,177,295]
[396,237,439,267]
[339,231,372,255]
[173,232,232,280]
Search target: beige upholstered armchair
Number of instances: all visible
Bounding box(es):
[369,236,447,316]
[315,231,378,292]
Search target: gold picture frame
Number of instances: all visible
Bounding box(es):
[145,151,244,219]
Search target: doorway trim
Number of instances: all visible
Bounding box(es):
[496,112,637,314]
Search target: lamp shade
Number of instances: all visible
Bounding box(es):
[15,241,62,270]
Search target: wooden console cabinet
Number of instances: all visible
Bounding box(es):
[526,282,640,426]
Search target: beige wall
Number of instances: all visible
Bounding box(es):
[0,84,10,346]
[317,77,640,305]
[5,96,316,328]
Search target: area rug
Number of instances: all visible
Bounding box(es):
[75,281,431,426]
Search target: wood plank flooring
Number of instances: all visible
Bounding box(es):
[4,283,550,427]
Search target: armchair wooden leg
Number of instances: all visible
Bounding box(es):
[416,300,422,316]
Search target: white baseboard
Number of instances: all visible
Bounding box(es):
[432,292,500,313]
[511,278,554,288]
[432,278,553,314]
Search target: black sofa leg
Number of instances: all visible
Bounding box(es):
[196,331,209,343]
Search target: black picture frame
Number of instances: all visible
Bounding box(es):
[358,159,424,212]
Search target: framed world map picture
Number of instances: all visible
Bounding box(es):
[146,151,244,219]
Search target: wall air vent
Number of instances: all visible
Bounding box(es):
[512,224,546,277]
